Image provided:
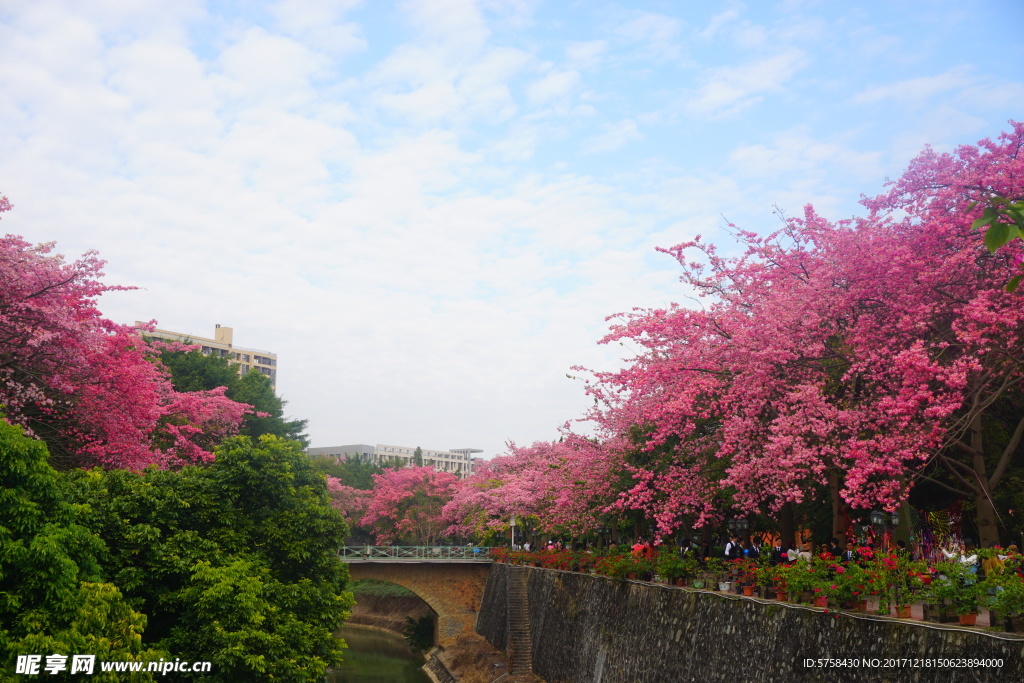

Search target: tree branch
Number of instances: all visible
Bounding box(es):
[989,412,1024,489]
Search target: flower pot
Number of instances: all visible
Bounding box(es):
[691,579,705,589]
[718,581,732,592]
[776,591,788,602]
[958,612,978,626]
[626,573,637,579]
[895,605,912,619]
[813,596,827,607]
[854,600,868,612]
[1006,615,1024,632]
[675,578,686,587]
[742,585,755,596]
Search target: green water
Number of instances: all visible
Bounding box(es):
[326,626,431,683]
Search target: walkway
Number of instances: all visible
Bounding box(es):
[341,546,496,563]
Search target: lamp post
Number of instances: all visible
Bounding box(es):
[869,510,885,549]
[727,517,750,542]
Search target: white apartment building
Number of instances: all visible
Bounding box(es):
[135,323,278,391]
[307,443,481,478]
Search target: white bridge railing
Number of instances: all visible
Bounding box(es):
[340,546,497,562]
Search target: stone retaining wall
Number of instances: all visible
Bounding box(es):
[424,654,457,683]
[477,563,1024,683]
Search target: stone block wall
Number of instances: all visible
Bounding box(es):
[478,564,1024,683]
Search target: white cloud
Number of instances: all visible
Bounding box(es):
[617,11,682,62]
[214,28,328,107]
[687,49,807,117]
[581,119,643,154]
[526,67,580,106]
[565,40,606,69]
[399,0,490,57]
[729,128,882,180]
[699,8,741,40]
[852,66,975,105]
[269,0,366,56]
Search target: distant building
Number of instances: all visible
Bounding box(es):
[135,322,278,391]
[308,443,481,478]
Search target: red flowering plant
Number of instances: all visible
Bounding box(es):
[755,562,786,592]
[875,552,925,614]
[595,554,648,579]
[535,549,574,570]
[825,561,866,608]
[733,558,758,587]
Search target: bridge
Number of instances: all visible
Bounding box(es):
[342,546,497,646]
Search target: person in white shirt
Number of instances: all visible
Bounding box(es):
[941,542,978,567]
[724,534,743,560]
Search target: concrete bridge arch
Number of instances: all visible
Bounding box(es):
[347,562,491,646]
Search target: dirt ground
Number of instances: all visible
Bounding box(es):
[435,631,514,683]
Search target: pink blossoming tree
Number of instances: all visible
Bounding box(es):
[360,466,461,545]
[0,197,251,469]
[578,122,1024,547]
[443,435,619,539]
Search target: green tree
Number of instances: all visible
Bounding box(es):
[0,419,165,679]
[413,446,423,467]
[157,347,238,393]
[231,370,309,446]
[309,455,384,490]
[156,348,309,446]
[60,435,354,682]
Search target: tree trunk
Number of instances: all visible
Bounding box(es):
[780,502,795,550]
[701,524,713,558]
[968,413,1000,548]
[828,468,847,549]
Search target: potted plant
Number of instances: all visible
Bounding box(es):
[925,561,985,625]
[780,560,819,603]
[734,559,758,596]
[989,568,1024,631]
[703,557,728,591]
[876,552,924,617]
[662,552,700,586]
[821,561,859,610]
[757,565,786,602]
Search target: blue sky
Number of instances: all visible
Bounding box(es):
[1,0,1022,460]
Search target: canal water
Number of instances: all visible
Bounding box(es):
[326,625,431,682]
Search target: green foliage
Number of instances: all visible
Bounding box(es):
[60,435,355,682]
[158,347,239,393]
[402,615,434,652]
[655,550,698,580]
[413,446,423,467]
[349,579,417,598]
[158,348,309,446]
[232,370,309,446]
[309,455,385,490]
[924,562,990,615]
[0,419,164,678]
[11,582,166,682]
[969,195,1024,291]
